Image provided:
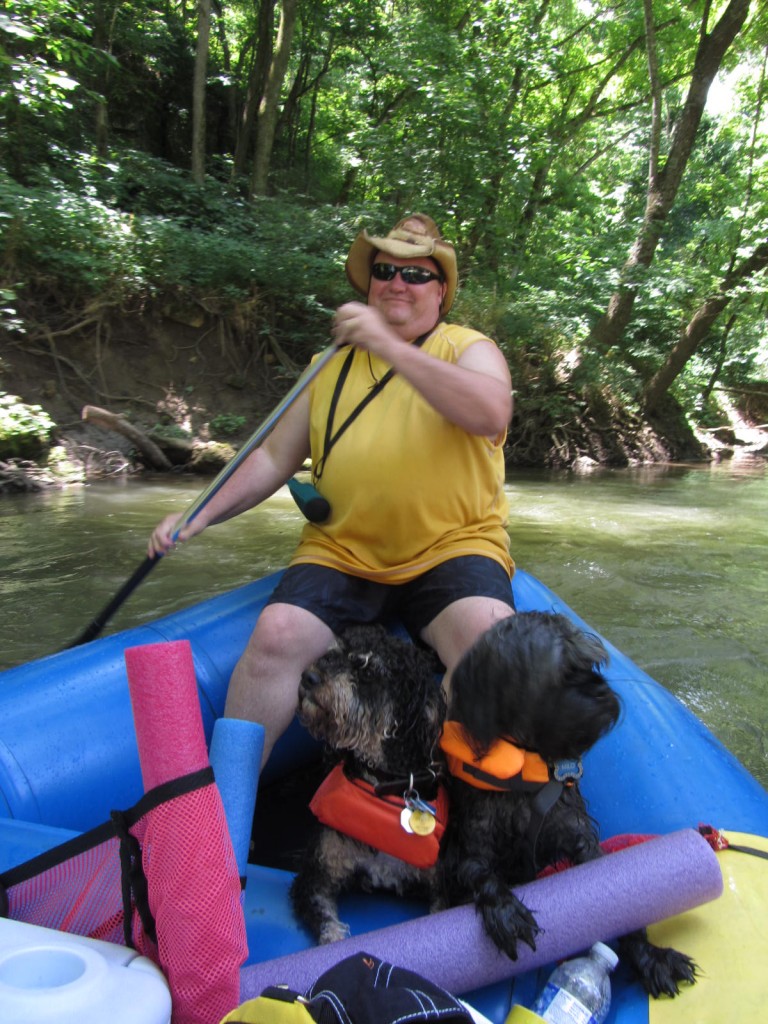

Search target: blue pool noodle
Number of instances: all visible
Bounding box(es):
[209,718,265,877]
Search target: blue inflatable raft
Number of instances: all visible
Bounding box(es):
[1,568,767,1023]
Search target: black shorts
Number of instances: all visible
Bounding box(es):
[265,555,515,639]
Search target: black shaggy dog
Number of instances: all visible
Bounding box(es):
[439,611,697,999]
[290,624,447,944]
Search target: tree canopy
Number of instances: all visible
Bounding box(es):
[1,0,767,464]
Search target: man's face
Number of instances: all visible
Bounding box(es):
[367,254,446,338]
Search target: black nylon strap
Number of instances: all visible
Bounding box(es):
[111,807,157,947]
[460,760,548,793]
[727,843,768,860]
[314,331,431,481]
[524,779,565,880]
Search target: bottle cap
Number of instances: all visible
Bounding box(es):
[591,941,619,971]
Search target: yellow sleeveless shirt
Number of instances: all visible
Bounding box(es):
[290,322,512,584]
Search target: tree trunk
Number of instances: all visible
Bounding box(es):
[233,2,274,179]
[643,241,768,412]
[92,1,120,160]
[701,314,737,407]
[213,1,238,157]
[191,0,213,184]
[589,0,752,353]
[249,0,298,196]
[81,406,172,470]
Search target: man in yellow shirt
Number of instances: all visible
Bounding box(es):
[149,214,515,762]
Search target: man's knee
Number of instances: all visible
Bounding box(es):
[244,602,334,667]
[424,596,514,670]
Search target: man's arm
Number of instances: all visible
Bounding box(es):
[332,303,512,437]
[148,390,312,556]
[384,335,512,438]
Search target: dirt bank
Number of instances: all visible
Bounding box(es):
[2,308,767,491]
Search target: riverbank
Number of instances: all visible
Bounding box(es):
[2,313,767,493]
[3,391,765,495]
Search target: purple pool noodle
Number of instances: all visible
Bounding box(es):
[240,828,722,998]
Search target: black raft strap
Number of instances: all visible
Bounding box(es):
[110,765,216,948]
[119,765,215,826]
[111,807,157,948]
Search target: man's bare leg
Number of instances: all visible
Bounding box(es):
[420,595,514,699]
[224,601,335,765]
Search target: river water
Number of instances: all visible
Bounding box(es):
[2,460,766,787]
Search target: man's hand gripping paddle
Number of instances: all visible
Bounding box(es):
[66,346,337,649]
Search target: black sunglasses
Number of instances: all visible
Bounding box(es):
[371,263,443,285]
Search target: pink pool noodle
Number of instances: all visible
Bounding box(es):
[124,640,248,1024]
[240,828,722,998]
[124,640,209,790]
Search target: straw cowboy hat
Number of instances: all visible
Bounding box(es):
[345,214,458,313]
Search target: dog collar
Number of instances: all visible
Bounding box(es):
[439,721,551,791]
[342,761,440,800]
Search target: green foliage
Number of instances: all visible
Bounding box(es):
[209,413,246,437]
[689,395,730,430]
[150,423,192,440]
[0,392,54,458]
[0,0,766,434]
[0,0,109,176]
[1,156,353,319]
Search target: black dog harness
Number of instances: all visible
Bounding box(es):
[440,721,584,877]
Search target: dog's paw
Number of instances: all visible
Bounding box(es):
[482,899,540,960]
[620,934,697,997]
[318,919,352,944]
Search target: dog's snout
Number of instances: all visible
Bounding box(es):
[301,668,322,690]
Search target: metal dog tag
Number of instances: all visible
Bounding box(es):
[409,809,436,836]
[400,807,414,833]
[553,758,583,783]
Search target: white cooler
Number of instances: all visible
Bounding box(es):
[0,917,171,1023]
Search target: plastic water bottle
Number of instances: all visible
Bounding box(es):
[529,942,618,1024]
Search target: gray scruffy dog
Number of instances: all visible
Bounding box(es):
[290,624,446,944]
[438,611,697,998]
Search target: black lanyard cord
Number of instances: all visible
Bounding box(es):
[314,330,431,481]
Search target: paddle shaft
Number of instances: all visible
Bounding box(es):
[67,345,338,648]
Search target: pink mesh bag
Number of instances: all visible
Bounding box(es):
[0,640,248,1024]
[1,821,126,944]
[1,765,247,1024]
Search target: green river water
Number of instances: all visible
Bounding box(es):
[1,460,766,787]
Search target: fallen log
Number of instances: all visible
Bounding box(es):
[82,405,172,471]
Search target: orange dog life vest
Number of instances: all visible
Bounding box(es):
[309,763,449,869]
[439,720,550,791]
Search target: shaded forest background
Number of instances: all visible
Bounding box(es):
[1,0,767,478]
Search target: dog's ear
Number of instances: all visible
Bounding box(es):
[385,642,447,752]
[448,613,620,759]
[561,625,608,675]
